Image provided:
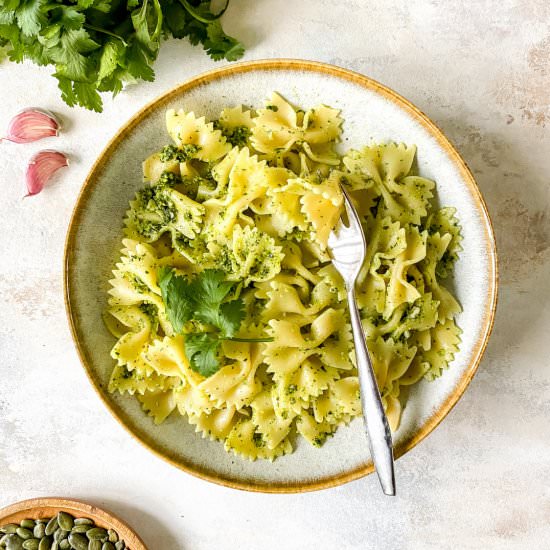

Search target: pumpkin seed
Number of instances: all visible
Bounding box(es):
[15,530,32,541]
[32,525,45,540]
[3,517,122,550]
[67,533,87,550]
[68,528,89,536]
[44,519,58,538]
[55,516,72,534]
[54,531,66,545]
[83,530,106,542]
[5,535,24,550]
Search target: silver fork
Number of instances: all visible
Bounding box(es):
[328,186,396,496]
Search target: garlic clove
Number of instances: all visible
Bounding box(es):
[2,108,60,144]
[25,150,69,197]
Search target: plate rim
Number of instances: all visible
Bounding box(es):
[64,58,498,493]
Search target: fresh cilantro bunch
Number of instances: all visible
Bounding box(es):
[158,267,271,377]
[0,0,244,112]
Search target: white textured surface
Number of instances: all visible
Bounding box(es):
[0,0,549,548]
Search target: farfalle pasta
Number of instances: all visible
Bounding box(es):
[105,93,462,461]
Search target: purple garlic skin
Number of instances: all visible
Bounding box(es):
[2,108,60,144]
[25,150,69,196]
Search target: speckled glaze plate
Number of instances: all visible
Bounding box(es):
[64,59,498,493]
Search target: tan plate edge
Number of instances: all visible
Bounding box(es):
[0,497,147,549]
[64,58,499,493]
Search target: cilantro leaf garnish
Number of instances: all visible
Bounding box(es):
[158,266,195,333]
[184,333,221,377]
[0,0,245,111]
[217,299,245,338]
[158,268,271,377]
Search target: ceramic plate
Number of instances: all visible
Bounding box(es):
[64,59,498,492]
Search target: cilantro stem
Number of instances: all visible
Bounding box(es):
[180,0,229,23]
[83,24,128,46]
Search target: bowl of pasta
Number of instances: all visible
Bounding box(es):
[65,59,497,492]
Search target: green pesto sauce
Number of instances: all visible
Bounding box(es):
[159,143,202,163]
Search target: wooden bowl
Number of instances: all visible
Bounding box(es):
[0,498,147,550]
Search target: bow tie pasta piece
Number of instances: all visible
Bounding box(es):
[271,357,340,419]
[173,382,214,418]
[311,376,361,429]
[274,170,344,248]
[264,308,352,378]
[187,406,240,441]
[427,207,463,279]
[198,340,263,410]
[251,92,300,154]
[258,278,328,320]
[107,305,157,373]
[219,106,255,131]
[104,94,463,460]
[142,335,204,385]
[252,93,342,165]
[113,239,162,295]
[108,365,176,396]
[302,105,343,144]
[343,143,435,225]
[142,151,181,184]
[367,337,417,399]
[250,390,295,449]
[357,215,407,315]
[165,109,232,162]
[203,148,271,234]
[213,106,255,149]
[422,232,462,320]
[261,188,309,237]
[138,389,177,425]
[419,319,462,381]
[224,225,283,284]
[390,292,440,341]
[125,181,205,245]
[383,226,428,318]
[296,409,341,447]
[224,417,293,461]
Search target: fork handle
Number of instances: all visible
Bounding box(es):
[347,287,396,496]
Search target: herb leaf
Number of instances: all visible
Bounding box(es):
[158,266,195,333]
[218,299,245,338]
[191,269,233,308]
[157,268,268,377]
[204,19,244,61]
[0,0,244,111]
[184,333,221,377]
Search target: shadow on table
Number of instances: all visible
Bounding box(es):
[92,498,184,550]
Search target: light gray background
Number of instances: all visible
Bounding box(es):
[1,1,549,548]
